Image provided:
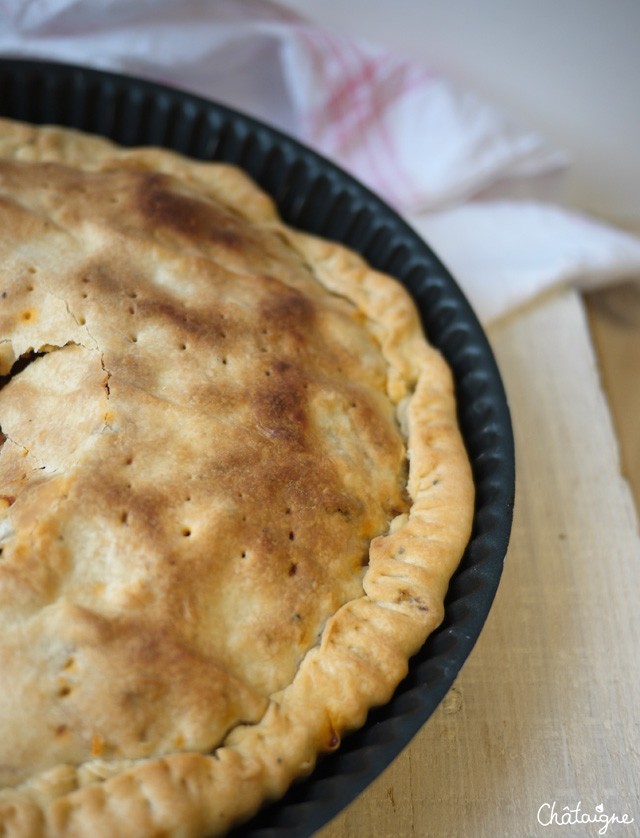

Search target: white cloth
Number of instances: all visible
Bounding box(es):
[1,0,639,324]
[413,202,640,323]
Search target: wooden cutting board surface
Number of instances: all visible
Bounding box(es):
[586,281,640,514]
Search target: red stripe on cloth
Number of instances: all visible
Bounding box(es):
[296,26,435,209]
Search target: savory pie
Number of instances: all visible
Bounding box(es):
[0,117,474,837]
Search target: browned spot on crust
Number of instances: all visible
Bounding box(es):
[257,278,316,337]
[254,376,308,447]
[136,173,245,249]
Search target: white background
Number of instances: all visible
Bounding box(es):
[281,0,640,225]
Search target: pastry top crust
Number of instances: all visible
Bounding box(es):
[0,118,474,837]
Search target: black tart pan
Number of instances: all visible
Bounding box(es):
[0,58,515,837]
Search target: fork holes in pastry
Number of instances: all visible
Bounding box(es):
[120,511,129,525]
[288,531,295,541]
[182,527,192,537]
[124,455,134,466]
[58,685,72,698]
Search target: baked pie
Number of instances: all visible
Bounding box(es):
[0,117,474,836]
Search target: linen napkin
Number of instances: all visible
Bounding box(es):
[1,0,639,324]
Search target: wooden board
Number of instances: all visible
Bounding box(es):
[585,281,640,516]
[318,287,640,837]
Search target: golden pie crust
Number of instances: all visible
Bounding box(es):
[0,117,474,837]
